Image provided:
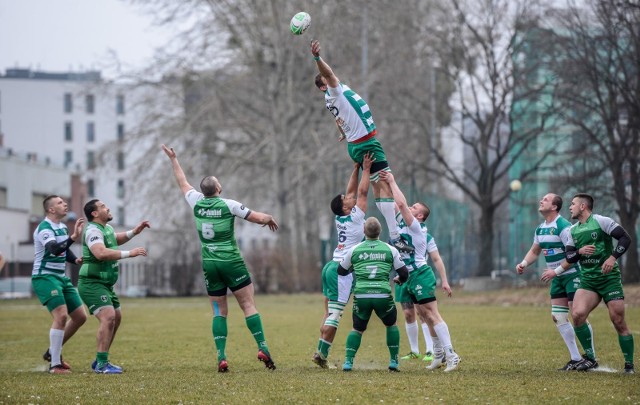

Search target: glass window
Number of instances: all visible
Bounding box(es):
[64,93,73,113]
[87,122,95,143]
[0,187,7,208]
[117,123,125,141]
[116,95,125,115]
[117,179,125,199]
[85,94,95,114]
[87,179,95,197]
[64,150,73,167]
[64,122,73,141]
[117,151,125,171]
[87,151,95,169]
[117,206,125,226]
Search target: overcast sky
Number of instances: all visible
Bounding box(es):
[0,0,172,77]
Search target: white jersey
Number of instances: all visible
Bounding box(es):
[425,233,438,262]
[325,83,376,142]
[32,218,69,277]
[332,205,366,261]
[532,215,578,277]
[397,215,428,271]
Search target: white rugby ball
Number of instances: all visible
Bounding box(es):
[290,12,311,35]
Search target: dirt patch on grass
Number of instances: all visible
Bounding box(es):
[451,283,640,307]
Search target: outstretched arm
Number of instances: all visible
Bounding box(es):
[161,144,194,195]
[355,153,374,212]
[116,220,151,245]
[379,171,413,226]
[311,40,339,88]
[246,211,279,232]
[345,162,360,200]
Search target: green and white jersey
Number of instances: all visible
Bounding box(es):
[186,189,251,262]
[425,233,438,262]
[339,239,404,299]
[32,218,69,277]
[532,215,579,277]
[332,206,365,261]
[325,83,376,142]
[568,214,621,278]
[80,222,120,286]
[396,214,428,271]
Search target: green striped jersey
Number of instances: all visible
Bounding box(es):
[32,218,69,277]
[186,189,250,261]
[396,214,428,270]
[533,215,578,277]
[339,239,405,298]
[568,214,621,278]
[325,83,376,142]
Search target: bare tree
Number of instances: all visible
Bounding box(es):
[548,0,640,282]
[420,0,561,276]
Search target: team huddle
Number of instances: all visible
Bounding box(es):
[32,39,634,375]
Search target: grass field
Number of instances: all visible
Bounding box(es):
[1,291,639,404]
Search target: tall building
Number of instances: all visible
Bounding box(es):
[0,68,136,226]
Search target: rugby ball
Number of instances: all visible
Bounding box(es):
[290,12,311,35]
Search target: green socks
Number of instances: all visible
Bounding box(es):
[574,323,595,360]
[387,325,400,363]
[246,313,269,353]
[345,331,363,363]
[212,316,228,361]
[318,339,332,359]
[619,334,634,363]
[96,351,109,368]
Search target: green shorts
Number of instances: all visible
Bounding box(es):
[32,274,83,313]
[394,282,412,304]
[550,273,580,300]
[347,137,388,172]
[78,279,120,315]
[406,266,437,304]
[352,296,397,330]
[322,261,339,300]
[202,258,251,294]
[579,272,625,303]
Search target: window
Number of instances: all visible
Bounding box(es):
[117,206,125,226]
[116,95,125,115]
[117,123,125,141]
[87,122,95,143]
[64,93,73,113]
[64,122,73,141]
[117,151,125,171]
[87,151,95,169]
[0,187,7,208]
[117,179,125,198]
[87,179,95,197]
[64,150,73,167]
[85,94,95,114]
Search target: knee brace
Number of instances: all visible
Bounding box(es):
[552,307,570,326]
[324,301,346,328]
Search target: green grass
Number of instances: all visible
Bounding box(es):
[1,294,638,404]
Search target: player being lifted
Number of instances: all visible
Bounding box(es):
[311,39,412,254]
[313,153,373,368]
[379,171,461,372]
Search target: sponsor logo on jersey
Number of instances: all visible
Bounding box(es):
[591,232,598,240]
[608,290,620,296]
[550,228,556,235]
[198,208,222,218]
[358,252,386,261]
[43,234,50,240]
[100,295,108,303]
[581,257,600,265]
[337,244,345,250]
[50,289,58,296]
[615,246,625,253]
[90,236,100,242]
